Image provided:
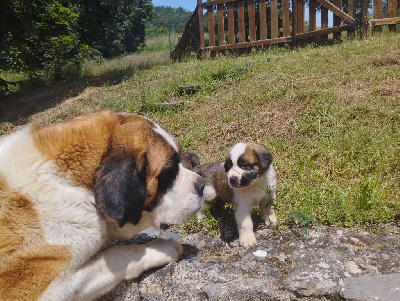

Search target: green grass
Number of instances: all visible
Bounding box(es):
[1,33,399,229]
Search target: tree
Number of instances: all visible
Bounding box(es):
[71,0,153,58]
[0,0,153,80]
[0,0,86,79]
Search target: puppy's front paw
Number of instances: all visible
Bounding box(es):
[264,216,277,227]
[239,232,257,248]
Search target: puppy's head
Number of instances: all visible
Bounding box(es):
[94,113,205,228]
[224,142,272,188]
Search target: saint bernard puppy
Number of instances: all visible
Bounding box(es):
[0,110,205,300]
[196,142,277,248]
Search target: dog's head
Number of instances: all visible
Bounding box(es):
[93,112,205,228]
[224,142,273,188]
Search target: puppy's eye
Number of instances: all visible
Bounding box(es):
[240,163,252,170]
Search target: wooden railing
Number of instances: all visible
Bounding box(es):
[171,0,399,61]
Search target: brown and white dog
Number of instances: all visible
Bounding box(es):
[196,142,277,248]
[0,110,205,300]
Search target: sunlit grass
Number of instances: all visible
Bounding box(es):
[1,33,399,228]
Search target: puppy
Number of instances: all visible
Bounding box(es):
[196,142,277,248]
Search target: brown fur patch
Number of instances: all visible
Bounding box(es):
[32,110,178,220]
[31,111,153,189]
[0,175,71,300]
[239,143,270,175]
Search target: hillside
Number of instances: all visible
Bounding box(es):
[0,33,399,227]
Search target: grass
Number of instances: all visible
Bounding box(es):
[1,33,399,230]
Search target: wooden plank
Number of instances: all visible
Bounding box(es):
[309,0,316,43]
[360,0,368,39]
[207,1,216,59]
[237,0,246,55]
[292,0,298,47]
[388,0,397,32]
[237,0,245,43]
[208,36,293,51]
[333,0,342,41]
[296,0,305,46]
[259,0,267,40]
[347,0,356,38]
[271,0,279,39]
[198,0,206,59]
[373,0,383,33]
[227,2,235,56]
[202,0,235,7]
[227,2,235,44]
[217,4,225,46]
[370,17,400,26]
[248,0,256,41]
[315,0,355,23]
[320,6,328,44]
[207,4,215,47]
[282,0,290,37]
[296,24,356,39]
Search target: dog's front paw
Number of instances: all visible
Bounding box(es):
[148,237,183,262]
[130,238,183,277]
[239,232,257,248]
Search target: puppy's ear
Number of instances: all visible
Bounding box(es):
[255,147,273,170]
[224,156,233,172]
[94,152,146,227]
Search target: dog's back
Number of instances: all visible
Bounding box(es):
[196,163,233,204]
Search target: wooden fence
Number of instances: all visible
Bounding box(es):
[170,0,400,61]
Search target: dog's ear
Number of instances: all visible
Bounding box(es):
[94,152,146,227]
[180,152,200,170]
[254,146,273,170]
[224,156,233,172]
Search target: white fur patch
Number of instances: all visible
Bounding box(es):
[203,184,217,202]
[152,123,178,152]
[151,163,202,227]
[229,142,247,164]
[227,142,247,185]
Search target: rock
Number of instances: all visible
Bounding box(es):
[99,224,400,301]
[341,273,400,301]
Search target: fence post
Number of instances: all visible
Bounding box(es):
[333,0,342,42]
[292,0,297,47]
[197,0,206,59]
[347,0,356,38]
[360,0,368,39]
[296,0,305,46]
[309,0,316,44]
[373,0,383,34]
[387,0,397,32]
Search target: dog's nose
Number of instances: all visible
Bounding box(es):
[194,177,206,196]
[229,176,238,186]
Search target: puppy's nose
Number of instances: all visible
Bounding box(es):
[194,177,206,196]
[229,176,238,186]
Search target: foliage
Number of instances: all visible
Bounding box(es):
[146,6,192,38]
[0,0,153,81]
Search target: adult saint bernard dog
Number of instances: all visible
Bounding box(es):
[0,110,205,300]
[196,142,277,248]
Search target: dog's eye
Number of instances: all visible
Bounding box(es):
[240,162,252,170]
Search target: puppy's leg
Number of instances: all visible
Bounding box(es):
[41,238,182,301]
[234,202,257,248]
[259,187,277,226]
[196,184,216,220]
[260,197,277,226]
